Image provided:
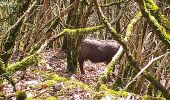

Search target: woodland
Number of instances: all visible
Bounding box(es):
[0,0,170,100]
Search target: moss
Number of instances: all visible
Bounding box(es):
[107,65,114,75]
[0,79,4,85]
[99,75,107,83]
[16,91,27,100]
[147,83,154,96]
[0,58,5,74]
[99,84,109,90]
[126,12,142,41]
[35,70,91,92]
[148,13,170,40]
[108,90,128,97]
[99,61,115,83]
[134,0,170,46]
[43,80,56,87]
[25,98,34,100]
[94,89,128,99]
[93,91,105,99]
[145,0,158,11]
[19,42,24,51]
[66,36,78,74]
[32,70,158,99]
[99,84,128,97]
[42,76,90,90]
[143,0,170,43]
[65,80,90,90]
[46,96,58,100]
[64,25,104,37]
[56,80,92,96]
[50,74,68,82]
[6,54,39,75]
[35,71,68,88]
[142,95,166,100]
[33,70,68,82]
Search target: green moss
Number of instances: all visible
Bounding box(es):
[35,70,91,92]
[65,80,90,90]
[33,70,68,82]
[64,25,104,37]
[99,62,115,83]
[99,84,128,97]
[126,12,142,40]
[148,14,170,40]
[50,74,68,82]
[46,96,58,100]
[99,84,109,90]
[99,75,107,83]
[6,54,39,75]
[107,90,128,97]
[147,83,154,96]
[93,91,105,100]
[43,80,56,87]
[25,97,34,100]
[142,95,166,100]
[0,59,5,74]
[144,0,170,43]
[145,0,158,11]
[35,71,68,88]
[0,79,4,85]
[94,89,128,100]
[16,91,27,100]
[107,65,114,74]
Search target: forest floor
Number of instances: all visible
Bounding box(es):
[0,49,167,100]
[1,49,110,100]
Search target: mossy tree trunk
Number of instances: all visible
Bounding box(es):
[64,0,80,73]
[64,0,93,73]
[66,35,78,73]
[134,0,170,47]
[62,0,79,51]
